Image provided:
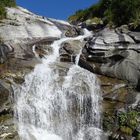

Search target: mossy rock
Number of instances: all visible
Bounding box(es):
[0,114,11,123]
[120,126,133,135]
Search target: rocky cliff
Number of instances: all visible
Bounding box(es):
[0,6,82,140]
[0,6,140,140]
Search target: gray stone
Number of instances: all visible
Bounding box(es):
[101,28,134,44]
[65,26,83,37]
[128,32,140,43]
[83,28,140,88]
[100,50,140,86]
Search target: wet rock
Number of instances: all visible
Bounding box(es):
[0,82,11,109]
[59,40,86,63]
[0,114,19,140]
[78,59,94,73]
[65,27,83,37]
[0,44,14,64]
[82,127,107,140]
[60,42,74,57]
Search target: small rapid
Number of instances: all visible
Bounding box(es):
[13,28,102,140]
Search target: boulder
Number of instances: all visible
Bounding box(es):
[59,39,85,62]
[101,28,134,44]
[128,32,140,43]
[83,27,140,89]
[84,17,104,31]
[65,26,83,37]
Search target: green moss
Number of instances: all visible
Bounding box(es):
[120,126,133,135]
[103,109,140,138]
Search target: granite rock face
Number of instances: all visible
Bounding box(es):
[0,6,140,140]
[0,6,81,140]
[82,27,140,89]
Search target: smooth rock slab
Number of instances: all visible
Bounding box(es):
[101,28,134,44]
[128,32,140,43]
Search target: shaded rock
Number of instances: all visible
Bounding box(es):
[82,18,104,31]
[100,50,140,87]
[101,28,134,44]
[65,27,83,37]
[0,114,19,140]
[0,44,14,64]
[0,82,11,109]
[82,27,140,89]
[78,58,95,73]
[128,32,140,43]
[59,40,86,63]
[129,23,140,32]
[116,25,130,34]
[59,42,74,57]
[28,37,59,46]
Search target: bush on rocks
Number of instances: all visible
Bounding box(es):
[0,0,16,20]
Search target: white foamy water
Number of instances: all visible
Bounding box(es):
[13,29,102,140]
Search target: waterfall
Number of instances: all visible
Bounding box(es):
[13,29,102,140]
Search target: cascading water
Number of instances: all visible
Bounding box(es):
[13,28,102,140]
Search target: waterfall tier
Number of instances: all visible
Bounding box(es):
[13,29,102,140]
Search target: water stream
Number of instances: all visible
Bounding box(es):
[13,29,102,140]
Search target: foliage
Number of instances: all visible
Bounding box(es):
[118,110,140,136]
[0,5,6,20]
[130,9,140,29]
[68,0,112,23]
[0,0,16,20]
[119,111,140,129]
[1,0,16,7]
[108,0,140,26]
[68,0,140,27]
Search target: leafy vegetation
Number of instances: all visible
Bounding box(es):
[0,0,16,19]
[68,0,140,27]
[118,110,140,137]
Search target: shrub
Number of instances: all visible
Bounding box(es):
[0,0,16,20]
[0,0,16,7]
[68,0,140,27]
[0,5,6,20]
